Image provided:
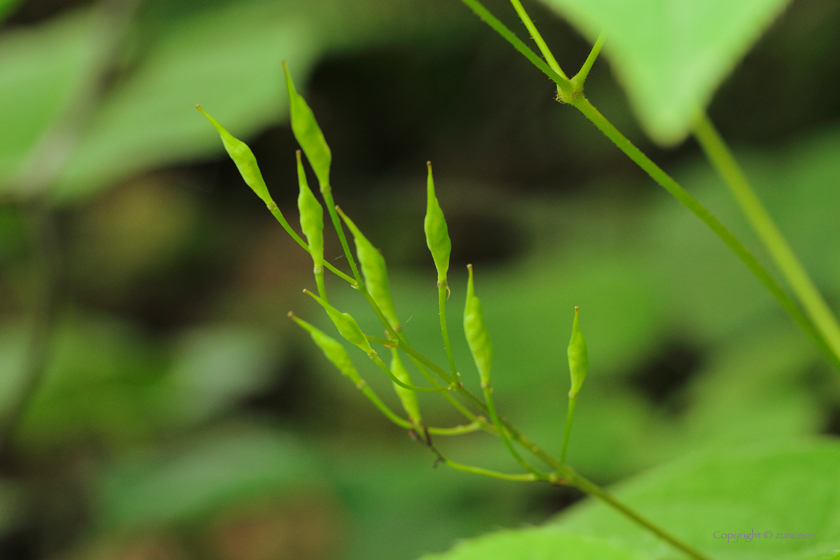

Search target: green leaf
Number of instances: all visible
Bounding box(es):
[283,61,332,190]
[425,440,840,560]
[424,162,451,283]
[420,528,638,560]
[536,0,791,144]
[296,151,325,270]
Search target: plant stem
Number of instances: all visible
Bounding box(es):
[482,381,543,475]
[459,0,573,98]
[444,459,540,481]
[572,97,839,370]
[568,470,713,560]
[572,33,605,86]
[508,0,567,79]
[559,394,577,466]
[369,353,451,393]
[438,282,460,381]
[428,422,482,436]
[693,113,840,365]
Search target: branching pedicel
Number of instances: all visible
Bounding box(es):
[198,55,715,560]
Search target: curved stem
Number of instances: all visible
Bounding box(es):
[693,113,840,366]
[444,459,540,482]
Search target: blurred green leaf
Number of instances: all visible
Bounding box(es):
[420,529,638,560]
[556,440,840,560]
[0,0,470,201]
[536,0,791,144]
[95,426,322,530]
[425,440,840,560]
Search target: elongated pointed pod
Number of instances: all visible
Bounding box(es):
[567,306,588,398]
[289,313,363,386]
[296,151,326,298]
[337,207,400,330]
[282,62,331,193]
[464,264,492,385]
[304,290,374,355]
[196,105,272,206]
[391,349,422,425]
[424,162,451,285]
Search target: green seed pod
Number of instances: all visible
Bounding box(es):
[390,349,421,425]
[305,290,374,355]
[464,264,493,385]
[289,313,362,385]
[282,62,332,192]
[424,162,451,284]
[296,151,324,271]
[197,105,272,205]
[338,208,400,330]
[567,306,589,397]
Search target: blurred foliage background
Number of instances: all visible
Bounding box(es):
[0,0,839,559]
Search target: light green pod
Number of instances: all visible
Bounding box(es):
[296,151,324,271]
[290,313,362,385]
[390,349,422,425]
[339,209,400,330]
[306,291,374,354]
[283,62,332,192]
[197,105,272,205]
[464,265,493,384]
[567,306,589,397]
[424,162,451,284]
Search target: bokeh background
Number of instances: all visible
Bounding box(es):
[1,0,840,559]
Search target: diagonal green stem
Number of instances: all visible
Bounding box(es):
[568,469,713,560]
[573,98,840,371]
[572,33,605,86]
[693,114,840,366]
[482,381,543,475]
[508,0,567,79]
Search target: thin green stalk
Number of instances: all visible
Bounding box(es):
[573,98,840,370]
[369,353,451,393]
[693,114,840,365]
[569,470,713,560]
[355,380,415,429]
[322,194,363,284]
[267,203,356,284]
[508,0,567,79]
[572,33,605,87]
[443,459,540,482]
[482,381,543,475]
[559,394,577,466]
[459,0,573,98]
[438,282,460,381]
[428,422,482,436]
